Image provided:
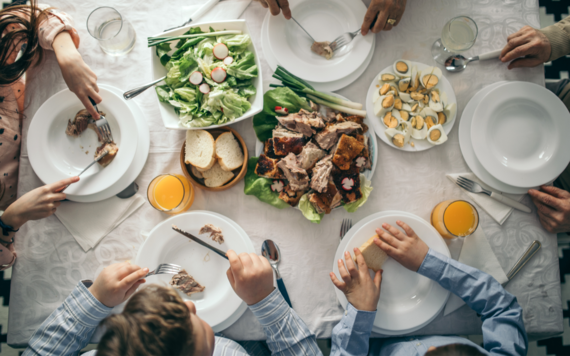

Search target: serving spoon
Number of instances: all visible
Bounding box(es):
[261,239,292,308]
[444,49,502,72]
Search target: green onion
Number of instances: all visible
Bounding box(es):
[306,95,366,117]
[148,30,242,47]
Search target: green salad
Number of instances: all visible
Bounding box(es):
[149,27,258,128]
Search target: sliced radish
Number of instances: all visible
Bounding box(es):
[189,71,203,85]
[275,106,289,115]
[213,43,229,60]
[199,83,210,94]
[270,180,284,193]
[211,67,227,83]
[341,177,354,191]
[223,56,234,65]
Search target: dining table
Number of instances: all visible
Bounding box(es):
[7,0,563,347]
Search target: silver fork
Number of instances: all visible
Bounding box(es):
[143,263,182,278]
[456,176,531,213]
[88,97,113,143]
[330,29,361,52]
[340,218,353,241]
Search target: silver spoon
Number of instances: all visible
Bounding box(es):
[261,239,292,308]
[444,49,503,72]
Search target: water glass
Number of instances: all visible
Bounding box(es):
[431,16,478,65]
[87,7,136,56]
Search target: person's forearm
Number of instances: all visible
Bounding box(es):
[330,303,375,356]
[540,15,570,61]
[53,31,82,67]
[248,289,322,356]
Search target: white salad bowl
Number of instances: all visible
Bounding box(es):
[150,20,263,130]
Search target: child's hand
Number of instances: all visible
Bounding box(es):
[226,250,274,305]
[330,248,382,312]
[88,262,148,307]
[374,220,429,272]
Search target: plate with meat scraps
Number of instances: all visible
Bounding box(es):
[135,211,255,331]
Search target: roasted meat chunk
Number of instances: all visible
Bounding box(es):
[255,154,283,179]
[278,185,306,206]
[272,126,306,156]
[297,142,325,170]
[95,142,119,167]
[355,134,372,171]
[264,139,281,158]
[199,224,224,244]
[276,109,325,137]
[276,153,309,191]
[310,155,333,193]
[308,181,343,214]
[332,134,365,170]
[311,41,336,60]
[332,165,362,203]
[170,269,205,296]
[314,121,362,150]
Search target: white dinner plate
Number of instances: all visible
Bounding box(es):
[64,84,149,202]
[261,12,375,92]
[471,82,570,188]
[27,88,138,196]
[267,0,374,83]
[459,82,533,194]
[135,211,255,331]
[366,62,457,152]
[333,211,451,335]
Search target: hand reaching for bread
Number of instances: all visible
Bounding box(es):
[374,220,429,272]
[330,248,382,311]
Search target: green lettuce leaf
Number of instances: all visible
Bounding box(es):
[205,89,251,119]
[155,85,171,102]
[196,38,216,57]
[299,194,323,224]
[253,112,278,142]
[156,43,171,66]
[263,87,311,115]
[238,85,256,98]
[174,87,197,103]
[176,26,205,48]
[244,157,289,209]
[171,37,204,60]
[222,34,251,53]
[343,175,373,213]
[226,52,258,80]
[178,54,200,82]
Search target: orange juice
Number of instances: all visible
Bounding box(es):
[431,200,479,239]
[147,174,194,214]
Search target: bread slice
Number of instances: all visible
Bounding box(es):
[357,235,388,272]
[202,163,235,187]
[185,130,216,170]
[191,166,203,179]
[215,132,244,171]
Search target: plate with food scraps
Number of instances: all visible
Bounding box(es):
[150,20,263,130]
[27,87,138,197]
[267,0,374,83]
[366,60,457,152]
[333,210,450,335]
[135,211,255,331]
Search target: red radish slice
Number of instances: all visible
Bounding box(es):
[211,67,227,83]
[275,106,289,115]
[213,43,229,60]
[223,56,234,65]
[189,71,203,85]
[199,83,210,94]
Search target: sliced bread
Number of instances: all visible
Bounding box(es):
[215,132,244,171]
[202,163,235,187]
[357,235,389,272]
[185,130,216,170]
[191,166,204,179]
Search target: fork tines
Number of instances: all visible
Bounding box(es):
[456,176,476,191]
[340,218,353,240]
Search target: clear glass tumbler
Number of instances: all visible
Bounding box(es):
[87,7,136,56]
[430,199,479,240]
[431,16,478,65]
[147,174,194,215]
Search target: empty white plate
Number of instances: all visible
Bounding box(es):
[471,82,570,188]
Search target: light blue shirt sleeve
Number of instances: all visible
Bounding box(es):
[248,288,322,356]
[22,280,112,356]
[330,303,376,356]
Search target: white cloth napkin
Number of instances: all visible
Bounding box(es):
[443,228,509,316]
[55,195,145,252]
[181,0,252,24]
[446,173,525,225]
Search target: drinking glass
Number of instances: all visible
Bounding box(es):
[431,16,478,65]
[87,7,136,56]
[430,199,479,239]
[147,174,194,215]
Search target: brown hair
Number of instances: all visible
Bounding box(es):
[0,0,50,85]
[97,285,196,356]
[426,344,485,356]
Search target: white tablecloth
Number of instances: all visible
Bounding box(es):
[8,0,563,347]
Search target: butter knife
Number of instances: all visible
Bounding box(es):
[172,225,228,260]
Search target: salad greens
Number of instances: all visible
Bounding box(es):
[343,175,373,213]
[152,26,258,128]
[299,194,324,224]
[244,157,289,209]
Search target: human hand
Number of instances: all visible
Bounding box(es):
[529,185,570,234]
[226,250,275,305]
[53,31,101,119]
[254,0,291,20]
[374,221,429,272]
[2,176,79,229]
[88,262,149,307]
[361,0,407,36]
[499,25,551,69]
[330,248,382,311]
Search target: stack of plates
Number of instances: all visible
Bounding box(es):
[27,84,149,202]
[261,0,375,92]
[459,81,570,194]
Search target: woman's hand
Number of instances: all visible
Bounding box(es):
[499,25,551,69]
[89,262,148,307]
[330,248,382,311]
[361,0,407,36]
[53,31,101,119]
[374,221,429,272]
[254,0,291,20]
[2,176,79,229]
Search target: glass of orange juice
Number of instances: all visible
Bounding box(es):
[431,200,479,239]
[147,174,194,214]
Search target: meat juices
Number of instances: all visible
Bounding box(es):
[170,269,205,296]
[199,224,224,244]
[311,41,336,60]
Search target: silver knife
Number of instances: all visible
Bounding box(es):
[59,151,109,193]
[172,225,228,260]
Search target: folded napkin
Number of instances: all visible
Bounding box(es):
[443,228,509,316]
[55,195,145,252]
[446,173,525,225]
[180,0,252,24]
